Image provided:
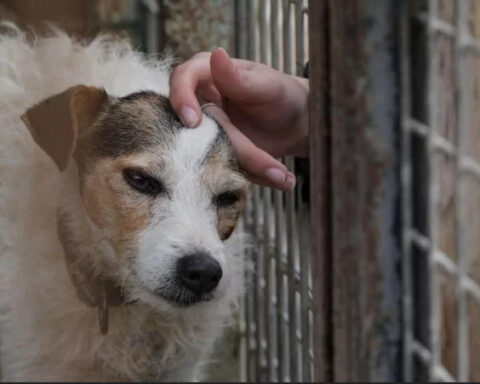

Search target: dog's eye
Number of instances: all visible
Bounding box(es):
[214,191,240,208]
[122,169,164,196]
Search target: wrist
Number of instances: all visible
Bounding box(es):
[288,76,309,157]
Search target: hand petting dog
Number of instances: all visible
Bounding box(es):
[169,48,309,191]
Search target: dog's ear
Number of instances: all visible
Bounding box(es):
[21,85,108,171]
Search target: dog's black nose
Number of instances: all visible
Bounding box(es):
[177,253,222,295]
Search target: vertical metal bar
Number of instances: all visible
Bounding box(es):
[247,0,257,61]
[235,2,255,380]
[238,218,248,383]
[271,0,280,70]
[287,162,301,371]
[295,4,304,380]
[275,197,288,379]
[400,1,413,381]
[282,1,296,380]
[258,1,270,381]
[287,2,301,378]
[273,204,285,382]
[264,1,283,381]
[245,202,257,382]
[274,174,287,380]
[426,0,439,379]
[247,2,262,381]
[243,202,256,381]
[156,0,167,54]
[308,0,332,380]
[454,1,468,380]
[262,186,273,383]
[259,0,269,64]
[274,196,286,383]
[283,0,293,75]
[285,171,299,382]
[235,2,250,380]
[276,3,290,380]
[235,0,248,59]
[270,1,283,381]
[295,0,305,77]
[143,0,160,53]
[294,1,313,381]
[298,184,312,382]
[253,186,264,382]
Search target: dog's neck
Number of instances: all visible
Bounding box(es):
[57,162,128,333]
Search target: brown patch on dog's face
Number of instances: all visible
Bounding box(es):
[215,191,247,240]
[200,131,248,241]
[80,158,155,255]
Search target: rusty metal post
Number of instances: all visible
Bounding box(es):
[309,0,402,381]
[308,0,333,381]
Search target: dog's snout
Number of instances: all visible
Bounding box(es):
[177,253,222,295]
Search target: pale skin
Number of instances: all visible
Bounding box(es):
[169,48,309,191]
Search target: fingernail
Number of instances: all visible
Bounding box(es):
[215,47,228,56]
[265,168,287,185]
[285,173,296,190]
[180,106,198,127]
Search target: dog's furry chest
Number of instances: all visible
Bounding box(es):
[96,308,212,381]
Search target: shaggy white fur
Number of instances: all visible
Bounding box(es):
[0,24,246,381]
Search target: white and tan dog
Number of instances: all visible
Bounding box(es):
[0,25,248,381]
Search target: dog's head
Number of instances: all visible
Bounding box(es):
[22,86,248,315]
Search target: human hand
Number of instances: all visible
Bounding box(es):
[169,48,309,191]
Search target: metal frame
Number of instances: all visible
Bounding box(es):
[402,0,480,381]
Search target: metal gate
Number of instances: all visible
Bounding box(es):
[234,1,313,382]
[402,0,480,381]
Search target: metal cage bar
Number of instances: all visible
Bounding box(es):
[400,1,414,380]
[425,0,440,378]
[453,2,468,381]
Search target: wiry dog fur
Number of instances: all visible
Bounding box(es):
[0,24,248,381]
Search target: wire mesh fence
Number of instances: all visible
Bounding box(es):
[234,0,313,382]
[402,0,480,381]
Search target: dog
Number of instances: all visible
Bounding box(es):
[0,24,248,381]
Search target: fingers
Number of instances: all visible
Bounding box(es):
[169,52,214,127]
[246,173,297,190]
[236,138,296,191]
[170,48,277,127]
[233,131,296,191]
[204,105,296,191]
